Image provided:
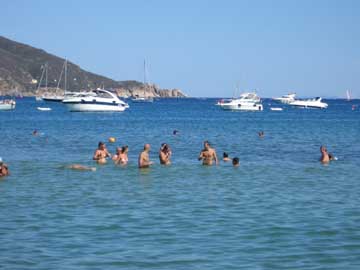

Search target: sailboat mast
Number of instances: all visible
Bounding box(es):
[45,63,48,91]
[64,60,67,92]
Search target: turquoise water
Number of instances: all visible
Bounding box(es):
[1,98,360,269]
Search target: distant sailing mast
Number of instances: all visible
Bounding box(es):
[132,59,154,102]
[346,90,351,101]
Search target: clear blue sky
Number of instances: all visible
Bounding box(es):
[1,0,359,97]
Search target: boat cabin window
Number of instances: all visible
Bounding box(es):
[94,90,113,98]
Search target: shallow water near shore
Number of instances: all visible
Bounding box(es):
[1,98,360,269]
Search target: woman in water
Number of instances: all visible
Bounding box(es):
[113,146,129,165]
[159,143,172,165]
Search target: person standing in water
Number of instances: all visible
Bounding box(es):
[93,142,111,164]
[320,145,336,164]
[159,143,172,165]
[198,141,218,166]
[138,144,153,168]
[113,145,129,165]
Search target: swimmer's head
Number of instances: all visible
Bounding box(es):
[232,157,240,166]
[204,140,210,149]
[223,152,229,158]
[98,141,105,150]
[320,145,327,153]
[144,144,151,151]
[116,147,122,154]
[121,145,128,153]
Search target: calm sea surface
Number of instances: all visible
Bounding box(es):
[1,98,360,269]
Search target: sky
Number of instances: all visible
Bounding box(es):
[1,0,359,98]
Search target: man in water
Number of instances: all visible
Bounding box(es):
[198,141,218,166]
[232,157,240,167]
[93,142,111,164]
[66,164,96,171]
[159,143,172,165]
[138,144,153,168]
[0,157,10,177]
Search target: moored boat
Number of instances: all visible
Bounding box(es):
[0,99,16,111]
[273,93,296,104]
[217,92,263,111]
[62,88,129,112]
[289,97,328,109]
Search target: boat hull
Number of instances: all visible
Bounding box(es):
[220,103,263,111]
[43,97,64,102]
[65,103,126,112]
[289,102,328,109]
[0,103,16,111]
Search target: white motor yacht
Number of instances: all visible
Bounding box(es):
[273,93,296,104]
[216,92,263,111]
[0,99,16,111]
[289,97,328,109]
[62,88,129,112]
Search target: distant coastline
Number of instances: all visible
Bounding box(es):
[0,36,187,98]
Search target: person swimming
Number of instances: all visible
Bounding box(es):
[138,144,153,168]
[258,131,265,138]
[173,130,179,135]
[93,141,111,164]
[113,145,129,165]
[66,164,96,171]
[232,157,240,167]
[159,143,172,165]
[198,140,218,166]
[223,152,231,162]
[0,157,10,177]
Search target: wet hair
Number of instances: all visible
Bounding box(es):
[161,143,169,152]
[223,152,229,158]
[232,157,240,165]
[98,141,105,148]
[121,145,128,153]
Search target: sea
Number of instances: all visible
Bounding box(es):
[0,97,359,269]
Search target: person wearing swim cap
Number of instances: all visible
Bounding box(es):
[93,142,111,164]
[0,157,10,177]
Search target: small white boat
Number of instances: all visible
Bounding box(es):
[37,107,52,111]
[132,96,154,103]
[62,88,129,112]
[270,107,283,111]
[289,97,328,109]
[217,92,263,111]
[35,96,43,101]
[0,99,16,111]
[273,93,296,104]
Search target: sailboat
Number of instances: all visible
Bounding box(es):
[35,63,48,101]
[346,90,351,101]
[132,60,154,103]
[42,60,68,102]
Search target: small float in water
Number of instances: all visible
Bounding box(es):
[270,107,283,111]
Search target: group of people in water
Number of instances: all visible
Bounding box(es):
[89,140,240,170]
[0,133,336,178]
